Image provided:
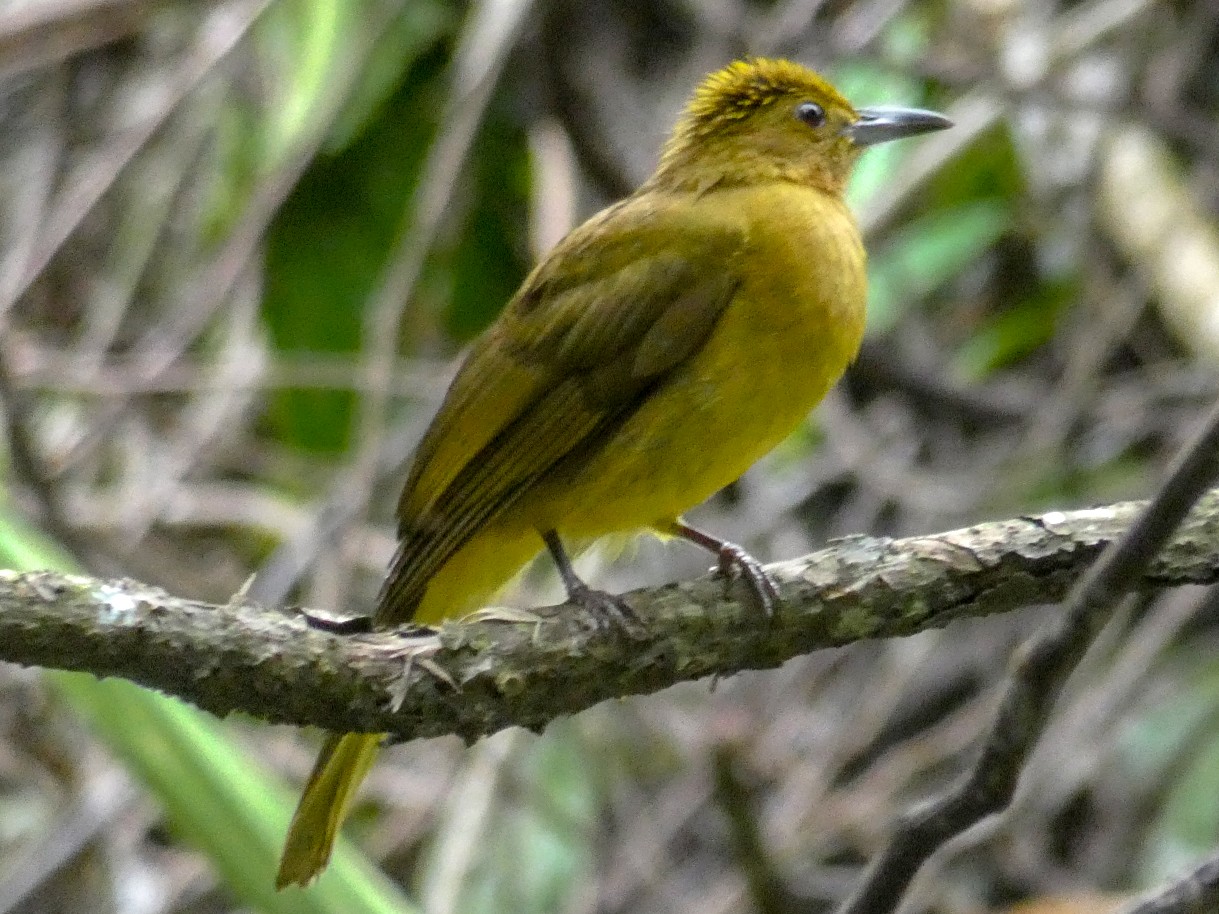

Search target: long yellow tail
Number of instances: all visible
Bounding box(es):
[277,527,543,887]
[276,731,383,888]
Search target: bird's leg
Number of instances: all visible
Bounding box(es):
[669,521,779,618]
[542,530,642,633]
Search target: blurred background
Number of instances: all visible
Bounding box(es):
[0,0,1218,912]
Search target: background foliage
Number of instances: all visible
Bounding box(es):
[1,0,1218,912]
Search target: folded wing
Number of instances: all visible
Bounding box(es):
[377,202,744,624]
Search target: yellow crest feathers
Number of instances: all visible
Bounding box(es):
[681,58,852,132]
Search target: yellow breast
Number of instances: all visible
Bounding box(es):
[525,181,867,535]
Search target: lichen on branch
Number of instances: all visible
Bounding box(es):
[3,489,1219,743]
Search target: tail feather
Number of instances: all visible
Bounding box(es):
[278,526,544,886]
[276,731,383,888]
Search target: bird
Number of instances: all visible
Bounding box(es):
[275,56,951,888]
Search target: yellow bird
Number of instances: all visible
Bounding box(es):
[276,57,950,888]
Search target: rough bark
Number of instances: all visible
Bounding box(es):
[4,490,1219,742]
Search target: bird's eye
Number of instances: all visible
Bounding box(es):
[794,101,825,127]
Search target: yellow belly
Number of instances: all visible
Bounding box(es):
[414,184,866,623]
[526,185,866,533]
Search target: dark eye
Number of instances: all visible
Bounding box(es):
[794,101,825,127]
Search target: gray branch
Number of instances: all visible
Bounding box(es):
[4,491,1219,742]
[1122,849,1219,914]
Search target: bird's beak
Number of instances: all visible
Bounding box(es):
[845,105,953,147]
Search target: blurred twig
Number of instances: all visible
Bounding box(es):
[0,346,89,563]
[1119,852,1219,914]
[0,770,140,913]
[839,395,1219,914]
[8,0,272,307]
[539,1,637,200]
[53,0,417,493]
[328,0,535,606]
[712,739,806,914]
[0,0,167,79]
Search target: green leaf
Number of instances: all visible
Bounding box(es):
[260,49,447,454]
[0,508,416,913]
[419,722,600,914]
[867,201,1010,332]
[952,277,1073,379]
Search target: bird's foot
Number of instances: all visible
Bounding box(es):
[567,581,646,638]
[670,521,779,618]
[542,528,646,637]
[709,541,779,618]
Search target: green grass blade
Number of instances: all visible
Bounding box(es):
[0,508,416,914]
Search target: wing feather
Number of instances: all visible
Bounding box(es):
[377,200,745,624]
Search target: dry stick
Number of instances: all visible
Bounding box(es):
[712,743,807,914]
[837,395,1219,914]
[54,1,409,478]
[1121,852,1219,914]
[334,0,534,593]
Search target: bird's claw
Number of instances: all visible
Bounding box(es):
[569,583,646,638]
[710,542,779,618]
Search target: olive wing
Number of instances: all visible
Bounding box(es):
[377,208,744,624]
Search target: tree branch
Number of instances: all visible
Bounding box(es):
[4,491,1219,743]
[1121,850,1219,914]
[840,393,1219,914]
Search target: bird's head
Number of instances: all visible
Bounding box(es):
[652,58,951,195]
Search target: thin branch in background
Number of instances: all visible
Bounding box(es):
[284,0,536,612]
[53,0,416,478]
[246,364,454,606]
[885,592,1191,907]
[112,217,267,544]
[0,72,82,561]
[419,732,519,914]
[71,110,217,378]
[0,770,140,913]
[1120,852,1219,914]
[712,738,806,914]
[5,346,452,398]
[539,1,637,200]
[753,0,834,58]
[0,1,275,576]
[8,0,273,308]
[0,0,170,80]
[0,345,89,563]
[838,394,1219,914]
